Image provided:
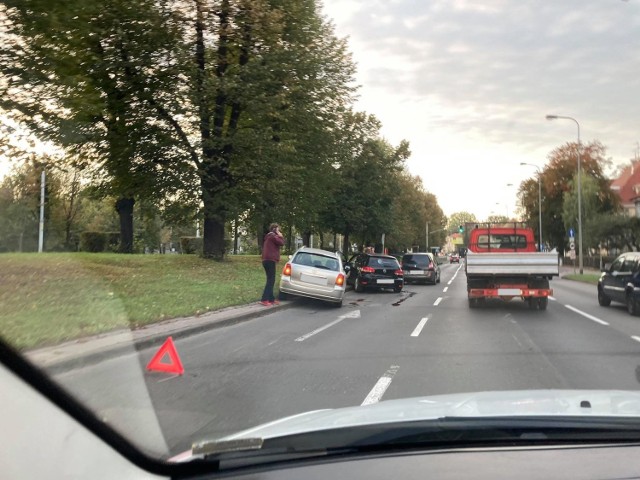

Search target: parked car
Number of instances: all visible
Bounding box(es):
[401,252,440,285]
[598,252,640,315]
[345,253,404,293]
[450,253,460,264]
[279,247,346,307]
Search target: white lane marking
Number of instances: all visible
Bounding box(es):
[295,310,361,342]
[411,315,431,337]
[565,305,609,326]
[549,296,557,301]
[443,287,449,293]
[361,365,400,406]
[434,297,443,306]
[632,336,640,343]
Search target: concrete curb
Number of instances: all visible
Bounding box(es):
[26,300,297,374]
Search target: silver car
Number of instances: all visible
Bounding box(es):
[279,247,346,307]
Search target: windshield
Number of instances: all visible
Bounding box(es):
[1,0,640,465]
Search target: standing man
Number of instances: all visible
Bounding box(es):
[260,223,285,306]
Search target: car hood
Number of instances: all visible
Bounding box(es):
[223,390,640,441]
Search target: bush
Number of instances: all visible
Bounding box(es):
[79,231,107,252]
[180,236,203,254]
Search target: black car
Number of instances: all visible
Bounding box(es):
[346,253,404,293]
[598,252,640,315]
[401,252,440,285]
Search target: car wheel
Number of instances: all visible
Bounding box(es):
[468,297,478,308]
[627,293,638,316]
[354,276,364,293]
[538,297,548,311]
[393,285,403,293]
[597,288,611,307]
[331,299,343,308]
[278,291,289,301]
[436,274,441,284]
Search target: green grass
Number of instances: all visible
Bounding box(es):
[0,253,282,350]
[563,273,600,285]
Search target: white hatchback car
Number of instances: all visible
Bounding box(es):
[279,247,346,307]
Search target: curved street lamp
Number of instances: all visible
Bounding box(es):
[520,163,543,252]
[546,114,583,274]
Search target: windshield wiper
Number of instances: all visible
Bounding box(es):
[190,416,640,471]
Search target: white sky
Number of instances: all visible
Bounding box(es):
[321,0,640,220]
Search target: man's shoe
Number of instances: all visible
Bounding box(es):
[259,300,273,306]
[272,299,280,305]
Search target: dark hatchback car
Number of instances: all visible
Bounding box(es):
[346,253,404,293]
[401,252,440,285]
[598,252,640,315]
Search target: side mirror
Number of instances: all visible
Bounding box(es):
[288,255,293,260]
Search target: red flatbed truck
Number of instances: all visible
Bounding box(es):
[464,223,559,310]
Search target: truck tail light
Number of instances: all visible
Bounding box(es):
[335,273,345,286]
[283,263,292,276]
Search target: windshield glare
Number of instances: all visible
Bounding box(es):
[1,0,640,465]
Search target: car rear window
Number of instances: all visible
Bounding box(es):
[403,255,431,267]
[293,252,339,271]
[368,256,400,268]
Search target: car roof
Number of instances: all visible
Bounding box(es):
[294,247,340,258]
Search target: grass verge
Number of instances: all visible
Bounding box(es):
[0,253,283,350]
[563,273,600,285]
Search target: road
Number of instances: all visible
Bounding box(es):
[51,262,640,457]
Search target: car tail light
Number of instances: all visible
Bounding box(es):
[283,263,292,276]
[428,262,434,270]
[395,269,403,276]
[361,266,375,273]
[335,273,345,286]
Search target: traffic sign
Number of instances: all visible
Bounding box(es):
[569,242,575,250]
[568,227,575,237]
[569,250,576,260]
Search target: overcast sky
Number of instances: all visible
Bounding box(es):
[321,0,640,220]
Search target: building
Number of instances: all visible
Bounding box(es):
[611,159,640,217]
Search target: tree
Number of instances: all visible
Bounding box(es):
[518,141,619,254]
[562,174,607,251]
[447,212,478,233]
[2,0,196,253]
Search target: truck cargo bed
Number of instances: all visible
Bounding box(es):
[465,251,559,277]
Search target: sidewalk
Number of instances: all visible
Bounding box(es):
[26,300,295,372]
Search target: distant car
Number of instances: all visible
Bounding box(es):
[401,252,440,285]
[279,247,346,307]
[450,253,460,263]
[598,252,640,315]
[345,253,404,293]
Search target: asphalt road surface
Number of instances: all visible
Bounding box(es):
[52,262,640,457]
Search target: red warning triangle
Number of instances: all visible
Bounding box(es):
[146,337,184,375]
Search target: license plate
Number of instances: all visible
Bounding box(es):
[497,288,521,296]
[377,279,394,284]
[408,270,424,275]
[301,273,327,286]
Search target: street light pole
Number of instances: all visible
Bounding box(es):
[546,114,583,274]
[520,163,543,252]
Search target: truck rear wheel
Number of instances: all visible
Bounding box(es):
[527,297,537,310]
[538,297,548,310]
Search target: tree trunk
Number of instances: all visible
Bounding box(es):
[342,232,350,256]
[302,231,311,247]
[115,197,135,253]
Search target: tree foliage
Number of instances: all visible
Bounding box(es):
[518,141,619,253]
